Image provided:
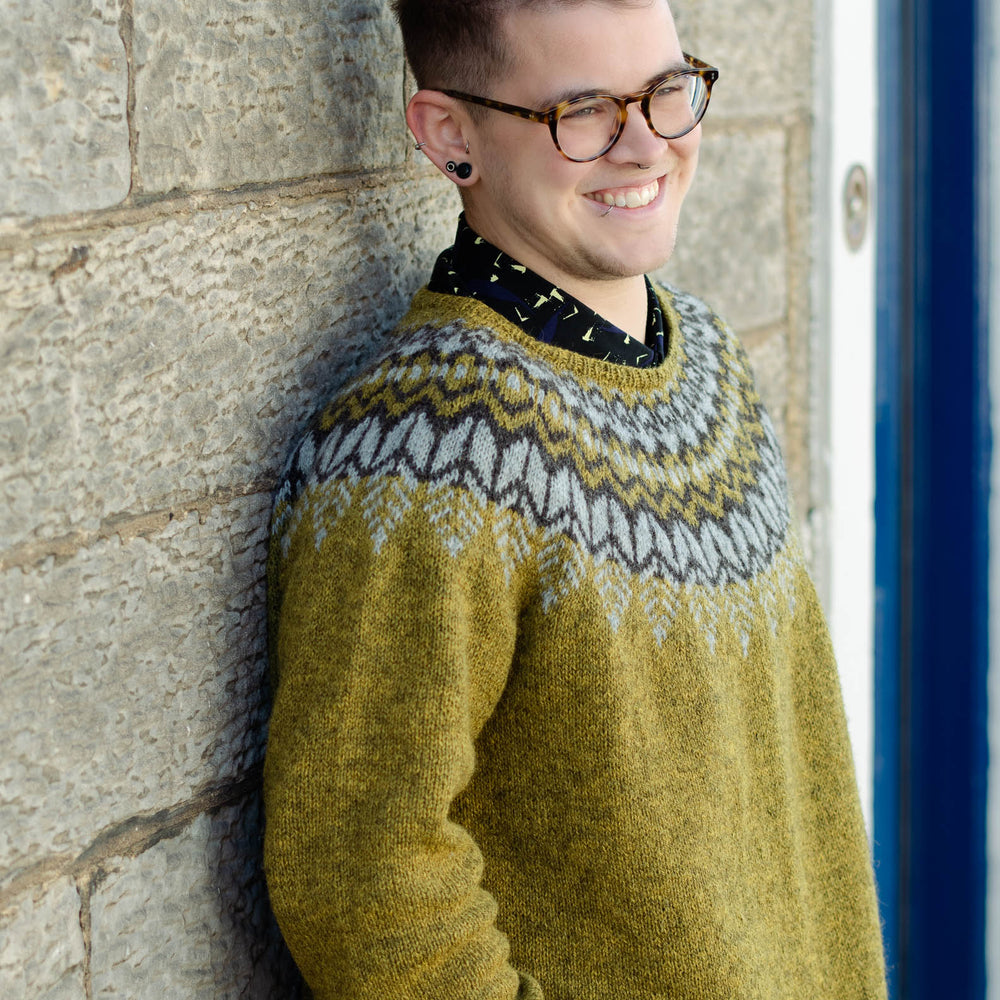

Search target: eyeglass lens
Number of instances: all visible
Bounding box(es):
[555,73,708,161]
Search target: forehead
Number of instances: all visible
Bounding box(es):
[498,0,684,99]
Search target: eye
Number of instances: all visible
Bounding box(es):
[560,97,614,121]
[651,77,691,101]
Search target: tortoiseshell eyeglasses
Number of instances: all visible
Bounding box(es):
[443,54,718,163]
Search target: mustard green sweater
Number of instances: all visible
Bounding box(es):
[264,285,887,1000]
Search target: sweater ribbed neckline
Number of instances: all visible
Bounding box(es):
[398,285,686,396]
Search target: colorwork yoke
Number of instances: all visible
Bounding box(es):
[263,285,888,1000]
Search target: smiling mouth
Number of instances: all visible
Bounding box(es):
[585,178,660,209]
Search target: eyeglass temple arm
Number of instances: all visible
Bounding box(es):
[441,90,552,123]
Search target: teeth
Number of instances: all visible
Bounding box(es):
[592,180,658,209]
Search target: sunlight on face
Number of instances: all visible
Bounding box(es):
[462,0,700,302]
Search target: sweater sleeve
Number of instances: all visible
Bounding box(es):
[263,484,540,1000]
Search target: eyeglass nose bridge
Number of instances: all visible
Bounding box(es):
[585,95,663,160]
[624,93,662,139]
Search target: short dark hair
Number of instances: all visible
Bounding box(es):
[393,0,655,94]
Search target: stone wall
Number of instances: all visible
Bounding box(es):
[0,0,823,995]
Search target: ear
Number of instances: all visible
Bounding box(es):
[407,90,478,186]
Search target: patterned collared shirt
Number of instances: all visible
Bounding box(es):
[428,216,666,368]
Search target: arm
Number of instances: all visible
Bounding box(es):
[263,487,540,1000]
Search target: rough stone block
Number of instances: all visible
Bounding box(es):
[134,0,406,193]
[90,798,301,998]
[0,0,129,221]
[672,0,812,120]
[744,329,789,454]
[0,175,460,553]
[1,495,272,879]
[0,877,86,999]
[659,125,787,331]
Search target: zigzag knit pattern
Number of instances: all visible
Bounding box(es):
[274,284,796,655]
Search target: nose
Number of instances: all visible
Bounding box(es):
[608,99,665,163]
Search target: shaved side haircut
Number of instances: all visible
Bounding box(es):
[393,0,654,94]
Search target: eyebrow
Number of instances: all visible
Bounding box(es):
[535,59,690,109]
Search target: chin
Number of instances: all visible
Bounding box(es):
[611,235,678,278]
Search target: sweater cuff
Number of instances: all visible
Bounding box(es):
[518,972,544,999]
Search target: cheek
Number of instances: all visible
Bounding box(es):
[669,140,699,199]
[677,131,700,178]
[493,129,590,196]
[531,155,590,202]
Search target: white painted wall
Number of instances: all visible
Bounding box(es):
[826,0,877,830]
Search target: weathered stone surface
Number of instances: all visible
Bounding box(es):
[0,877,86,999]
[1,495,271,879]
[134,0,406,193]
[779,116,818,526]
[91,798,302,998]
[672,0,812,119]
[0,176,460,554]
[659,126,787,331]
[0,0,129,221]
[745,328,789,454]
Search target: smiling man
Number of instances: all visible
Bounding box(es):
[262,2,888,998]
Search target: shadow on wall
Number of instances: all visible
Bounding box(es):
[2,0,458,994]
[168,168,459,999]
[170,1,460,992]
[208,794,304,997]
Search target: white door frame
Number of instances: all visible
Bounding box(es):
[819,0,878,831]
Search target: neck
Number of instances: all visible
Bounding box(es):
[566,274,649,342]
[459,210,651,342]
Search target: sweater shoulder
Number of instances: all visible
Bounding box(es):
[654,280,752,367]
[274,309,537,501]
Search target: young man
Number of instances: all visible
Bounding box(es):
[263,1,888,998]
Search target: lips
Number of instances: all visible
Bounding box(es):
[585,178,660,209]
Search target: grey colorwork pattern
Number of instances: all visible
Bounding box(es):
[274,285,791,593]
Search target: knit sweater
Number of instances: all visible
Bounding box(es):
[263,285,888,1000]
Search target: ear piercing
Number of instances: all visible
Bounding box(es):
[414,141,427,150]
[447,140,472,178]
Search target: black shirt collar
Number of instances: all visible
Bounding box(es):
[428,215,666,368]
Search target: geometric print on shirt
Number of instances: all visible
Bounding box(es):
[428,213,668,368]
